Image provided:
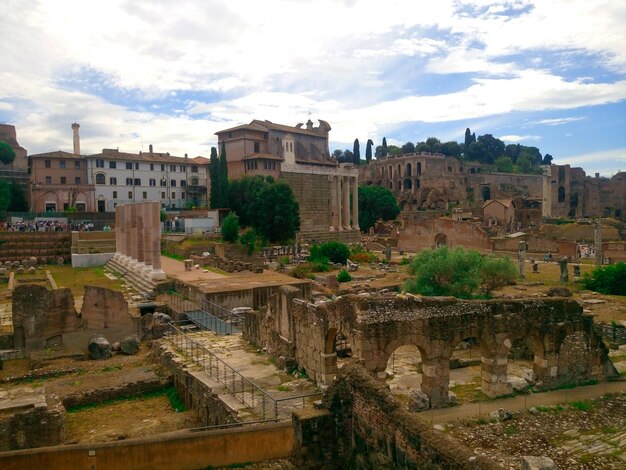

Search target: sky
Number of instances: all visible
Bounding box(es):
[1,0,625,176]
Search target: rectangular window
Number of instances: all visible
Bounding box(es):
[126,162,132,169]
[45,159,51,168]
[76,203,85,212]
[171,180,176,187]
[75,177,81,184]
[134,178,141,186]
[161,192,166,199]
[191,165,198,173]
[181,192,185,199]
[143,191,147,199]
[96,159,104,168]
[45,176,52,184]
[180,165,186,172]
[170,165,176,172]
[135,162,139,170]
[108,161,115,169]
[171,192,176,199]
[60,176,66,184]
[63,203,69,210]
[45,202,56,211]
[160,179,166,187]
[161,164,165,171]
[149,178,156,186]
[254,142,260,153]
[110,177,117,185]
[150,163,154,171]
[126,178,133,186]
[113,191,118,199]
[74,161,80,169]
[180,180,186,187]
[59,160,66,169]
[128,191,133,199]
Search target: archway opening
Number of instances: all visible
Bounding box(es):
[385,344,422,398]
[482,186,491,201]
[435,233,447,247]
[403,178,412,190]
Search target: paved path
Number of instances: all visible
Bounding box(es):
[420,380,626,424]
[160,255,226,282]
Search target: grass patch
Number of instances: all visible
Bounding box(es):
[503,425,519,436]
[578,453,594,464]
[67,386,184,413]
[536,404,565,414]
[97,364,123,373]
[166,386,185,412]
[276,385,291,392]
[570,400,594,411]
[162,251,185,261]
[602,426,619,434]
[449,380,490,403]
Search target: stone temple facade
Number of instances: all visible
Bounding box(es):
[216,119,360,244]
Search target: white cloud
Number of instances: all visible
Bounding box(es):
[499,134,541,143]
[534,117,585,126]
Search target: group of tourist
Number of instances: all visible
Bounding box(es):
[0,220,95,232]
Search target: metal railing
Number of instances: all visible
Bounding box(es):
[166,322,321,421]
[165,291,243,335]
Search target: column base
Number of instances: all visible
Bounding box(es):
[150,269,167,281]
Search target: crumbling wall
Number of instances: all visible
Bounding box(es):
[291,360,500,470]
[81,286,140,341]
[12,284,84,351]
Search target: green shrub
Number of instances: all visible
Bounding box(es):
[221,212,240,242]
[480,254,518,293]
[310,242,350,264]
[239,229,257,255]
[581,263,626,295]
[277,255,290,267]
[337,270,351,282]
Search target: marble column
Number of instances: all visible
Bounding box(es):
[342,176,351,230]
[150,201,166,280]
[114,205,122,259]
[351,176,359,232]
[142,203,153,277]
[135,202,145,271]
[123,204,131,263]
[518,241,526,278]
[128,204,138,267]
[594,223,602,266]
[329,175,338,231]
[336,175,343,231]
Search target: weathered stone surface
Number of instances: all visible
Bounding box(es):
[408,389,430,411]
[521,456,557,470]
[489,408,513,421]
[546,286,572,297]
[88,334,112,360]
[119,335,140,355]
[111,341,121,352]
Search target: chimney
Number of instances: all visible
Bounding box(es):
[149,144,153,154]
[71,122,80,155]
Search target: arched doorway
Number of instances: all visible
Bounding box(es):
[385,344,424,406]
[482,186,491,201]
[435,233,447,247]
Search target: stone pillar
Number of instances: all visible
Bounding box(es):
[142,203,153,277]
[123,205,131,262]
[420,356,450,408]
[342,176,351,230]
[150,201,166,281]
[594,223,602,266]
[114,205,122,258]
[533,351,560,386]
[336,176,343,231]
[518,241,526,278]
[135,202,145,270]
[351,176,359,232]
[128,204,138,268]
[329,176,338,231]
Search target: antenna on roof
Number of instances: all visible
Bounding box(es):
[307,110,312,119]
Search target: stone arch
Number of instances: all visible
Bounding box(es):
[321,326,355,384]
[434,233,447,247]
[403,178,412,190]
[417,162,422,175]
[405,163,412,177]
[557,331,592,385]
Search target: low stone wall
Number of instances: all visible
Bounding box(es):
[71,252,114,267]
[291,360,500,469]
[0,232,71,263]
[190,254,263,273]
[151,341,239,427]
[0,422,294,470]
[62,377,170,409]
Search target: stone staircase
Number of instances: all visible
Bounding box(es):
[105,257,159,296]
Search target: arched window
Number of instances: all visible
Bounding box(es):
[482,186,491,200]
[405,163,412,177]
[95,173,105,184]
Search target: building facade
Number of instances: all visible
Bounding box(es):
[215,119,360,243]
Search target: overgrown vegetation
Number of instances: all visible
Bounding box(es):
[349,244,379,264]
[67,386,185,413]
[403,247,517,298]
[581,262,626,295]
[337,270,351,283]
[221,212,240,242]
[309,241,350,265]
[358,185,401,233]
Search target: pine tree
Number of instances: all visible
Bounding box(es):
[217,141,229,208]
[365,139,373,164]
[209,147,219,209]
[382,137,388,157]
[353,138,360,165]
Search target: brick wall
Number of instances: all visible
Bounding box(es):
[0,232,71,262]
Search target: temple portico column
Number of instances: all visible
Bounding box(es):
[114,205,122,259]
[123,204,132,263]
[150,201,166,281]
[351,176,359,232]
[337,175,343,231]
[329,175,338,231]
[142,203,153,277]
[135,202,145,271]
[128,204,138,268]
[342,176,351,230]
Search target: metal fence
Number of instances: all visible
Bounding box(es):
[165,291,243,335]
[167,322,321,421]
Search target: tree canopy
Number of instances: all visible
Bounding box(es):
[216,142,229,208]
[221,212,240,242]
[0,180,10,214]
[358,185,400,233]
[365,139,373,164]
[353,138,360,165]
[0,141,16,165]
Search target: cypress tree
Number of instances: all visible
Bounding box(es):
[382,137,388,157]
[209,147,219,209]
[217,141,229,208]
[353,138,360,165]
[365,139,373,164]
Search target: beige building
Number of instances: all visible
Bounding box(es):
[215,119,360,243]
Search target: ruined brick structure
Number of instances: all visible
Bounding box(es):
[216,119,360,244]
[359,153,626,221]
[246,294,616,409]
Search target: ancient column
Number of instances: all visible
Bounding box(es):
[329,175,338,231]
[336,175,343,230]
[342,176,351,230]
[480,335,513,397]
[142,203,153,277]
[123,204,132,262]
[594,223,602,266]
[420,356,451,408]
[114,205,122,259]
[150,201,166,281]
[351,176,359,232]
[518,241,526,278]
[128,204,138,268]
[135,202,145,270]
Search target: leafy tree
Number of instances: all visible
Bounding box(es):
[466,141,488,163]
[358,185,400,232]
[516,155,532,173]
[353,138,360,164]
[542,153,553,165]
[387,145,402,156]
[581,263,626,295]
[365,139,373,164]
[217,141,229,208]
[8,183,28,211]
[332,149,343,160]
[228,175,267,227]
[464,128,475,151]
[401,142,415,154]
[0,180,10,214]
[480,255,518,293]
[209,147,219,209]
[240,229,258,255]
[221,212,240,242]
[337,270,351,283]
[504,143,521,162]
[0,141,16,165]
[254,180,300,243]
[495,156,514,173]
[341,149,354,163]
[310,241,350,265]
[441,141,462,157]
[477,134,505,164]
